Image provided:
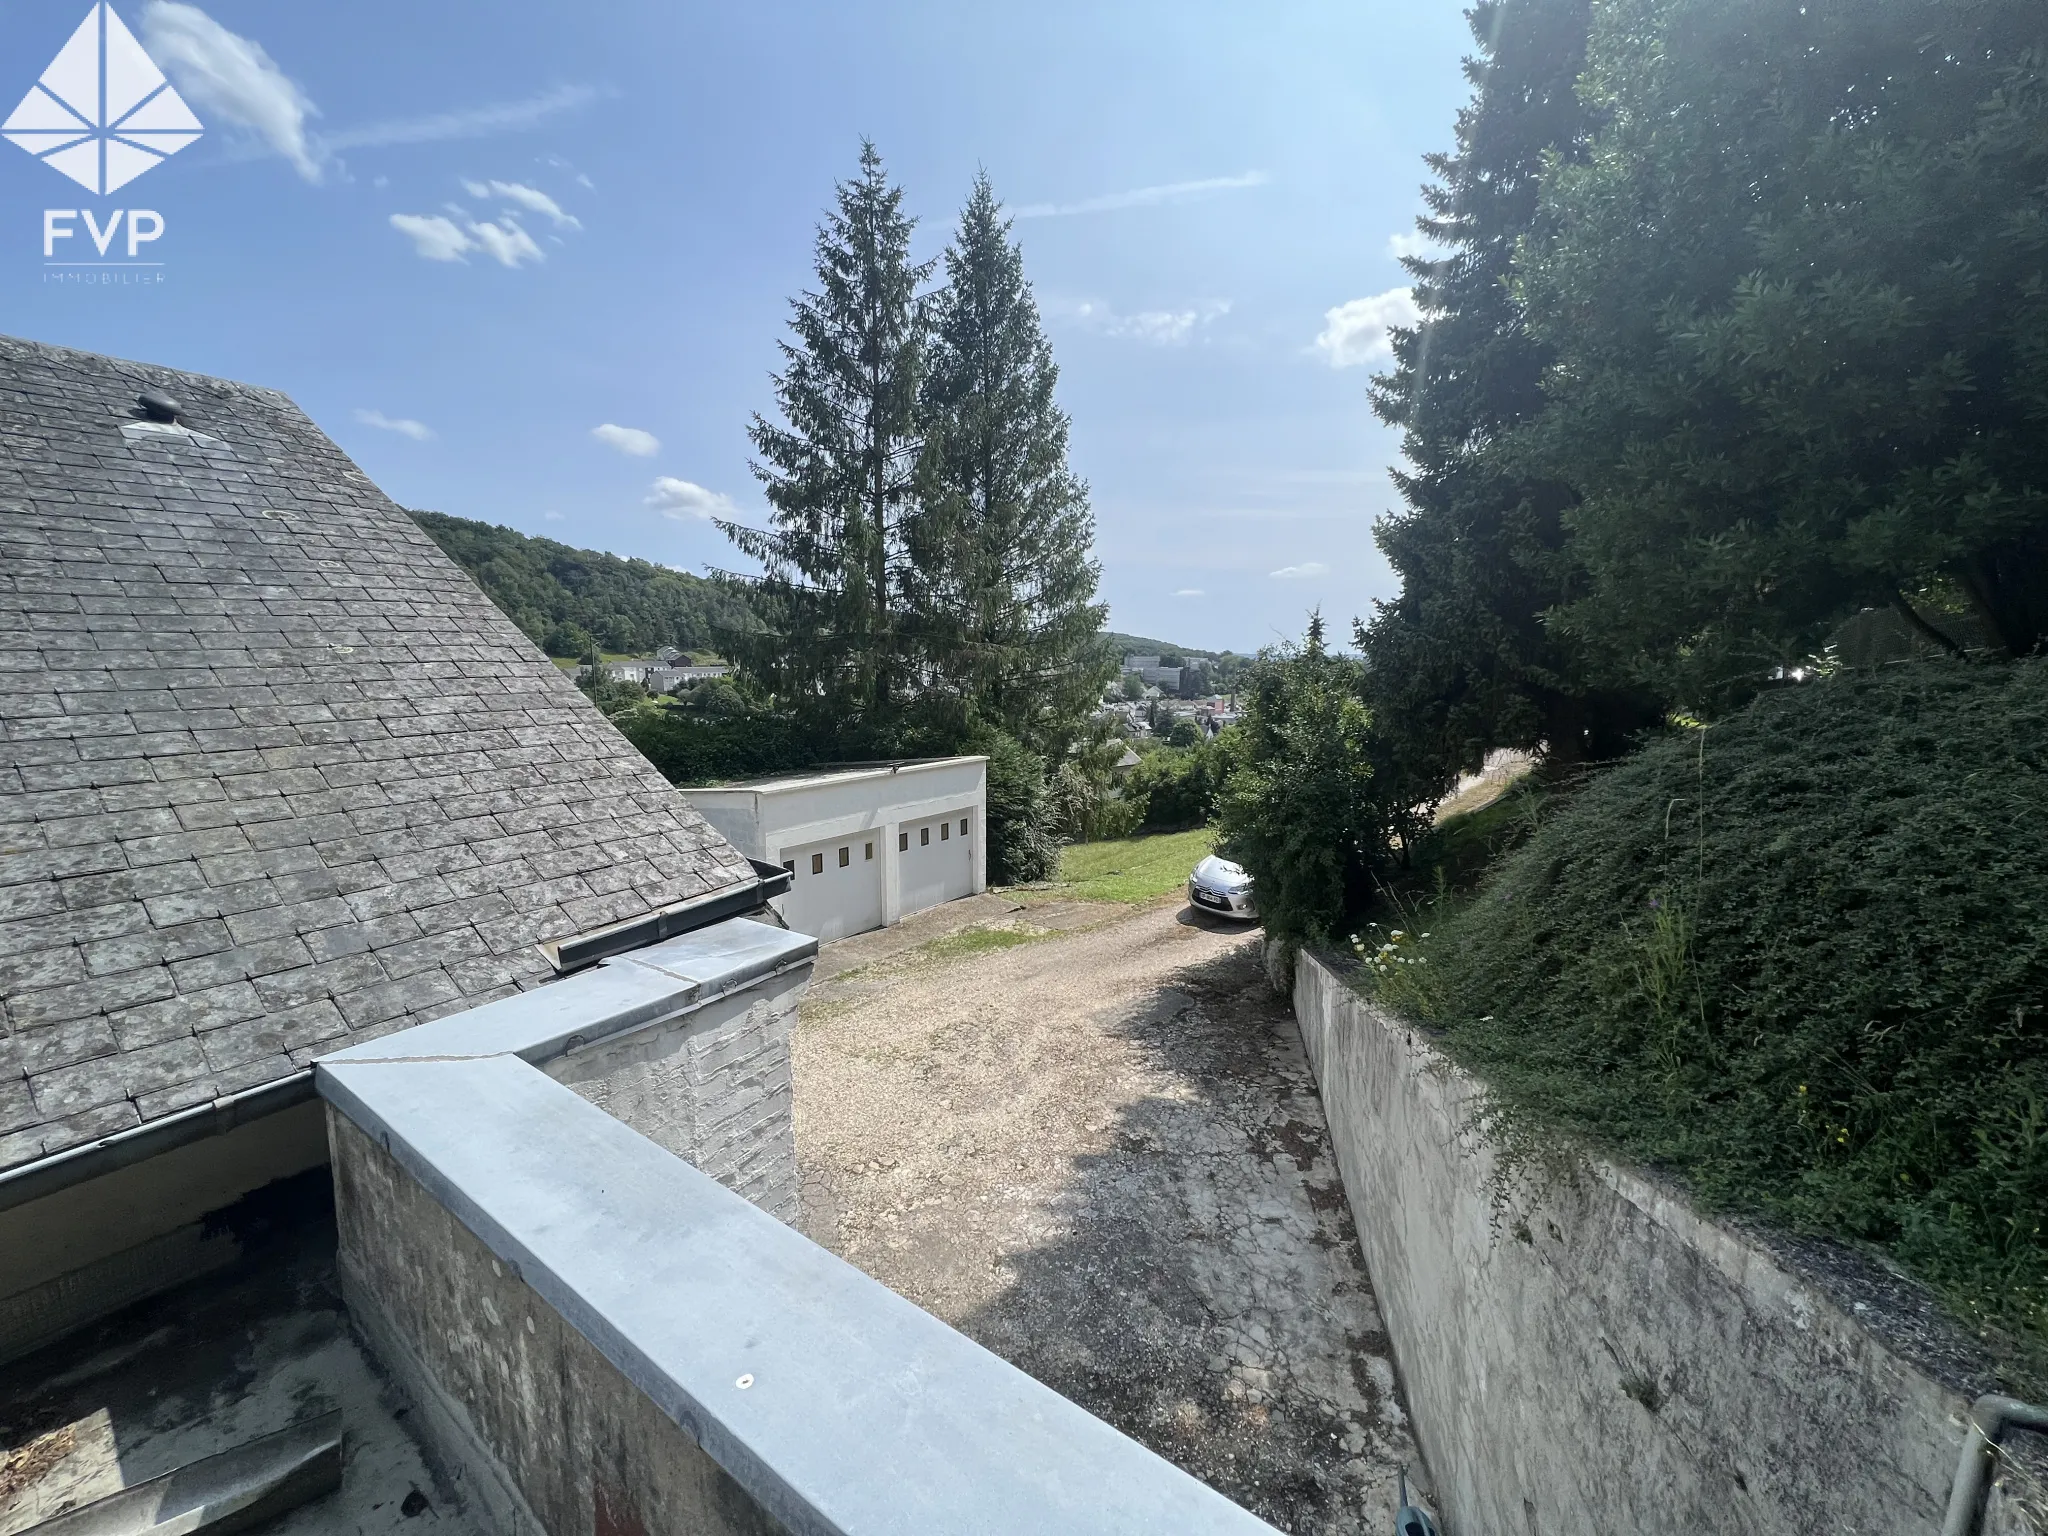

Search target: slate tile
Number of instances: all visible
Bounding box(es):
[32,1035,206,1117]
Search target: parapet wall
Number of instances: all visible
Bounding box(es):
[333,1115,781,1536]
[544,965,802,1224]
[319,916,1282,1536]
[1291,948,1984,1535]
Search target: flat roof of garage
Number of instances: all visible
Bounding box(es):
[695,756,988,795]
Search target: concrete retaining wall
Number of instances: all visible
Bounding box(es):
[1292,947,1984,1535]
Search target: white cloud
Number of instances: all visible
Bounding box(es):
[463,179,580,229]
[542,510,565,521]
[1174,588,1206,598]
[389,214,473,262]
[1270,562,1330,579]
[353,408,433,441]
[1314,288,1421,369]
[325,84,604,151]
[592,423,660,458]
[141,2,322,181]
[645,478,738,521]
[1387,231,1441,262]
[1015,172,1269,219]
[1068,298,1230,346]
[390,212,542,267]
[467,218,543,267]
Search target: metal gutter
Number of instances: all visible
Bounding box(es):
[539,860,793,974]
[0,1071,317,1216]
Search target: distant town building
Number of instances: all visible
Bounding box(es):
[599,658,732,693]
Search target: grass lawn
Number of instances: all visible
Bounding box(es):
[1025,826,1217,905]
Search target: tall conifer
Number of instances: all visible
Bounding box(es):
[913,173,1109,751]
[1361,0,1660,784]
[720,142,933,738]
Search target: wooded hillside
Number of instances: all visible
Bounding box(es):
[409,510,747,657]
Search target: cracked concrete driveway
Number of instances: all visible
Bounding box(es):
[793,897,1427,1534]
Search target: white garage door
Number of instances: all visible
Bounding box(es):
[898,811,973,919]
[778,833,885,942]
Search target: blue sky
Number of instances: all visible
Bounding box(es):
[1,0,1472,654]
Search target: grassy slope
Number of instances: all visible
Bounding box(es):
[1029,827,1217,904]
[1364,661,2048,1387]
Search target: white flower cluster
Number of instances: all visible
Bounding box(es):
[1350,921,1429,977]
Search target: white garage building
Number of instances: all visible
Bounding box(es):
[681,757,988,943]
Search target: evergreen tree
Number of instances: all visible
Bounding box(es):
[719,142,934,739]
[913,173,1111,751]
[1361,0,1661,784]
[1520,0,2048,699]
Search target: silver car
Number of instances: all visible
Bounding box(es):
[1188,853,1257,921]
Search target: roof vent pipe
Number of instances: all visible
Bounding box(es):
[136,389,180,422]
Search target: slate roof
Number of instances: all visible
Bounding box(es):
[0,336,757,1174]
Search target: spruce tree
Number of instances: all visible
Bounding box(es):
[1361,0,1660,785]
[913,173,1110,751]
[720,142,933,740]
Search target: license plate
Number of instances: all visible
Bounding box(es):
[1194,890,1227,908]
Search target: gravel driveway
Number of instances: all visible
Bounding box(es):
[793,897,1428,1534]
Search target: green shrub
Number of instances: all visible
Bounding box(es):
[612,708,822,785]
[1125,735,1233,831]
[1215,628,1396,943]
[1048,758,1145,843]
[977,732,1060,883]
[1401,660,2048,1381]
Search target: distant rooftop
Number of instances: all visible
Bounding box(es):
[0,335,755,1175]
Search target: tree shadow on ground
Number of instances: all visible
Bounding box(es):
[949,934,1422,1535]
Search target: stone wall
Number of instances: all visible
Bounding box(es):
[333,1116,783,1536]
[1292,947,1989,1536]
[543,965,802,1223]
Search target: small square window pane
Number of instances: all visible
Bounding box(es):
[899,831,908,852]
[781,860,795,876]
[920,827,930,846]
[941,822,949,840]
[811,853,823,875]
[865,842,873,860]
[960,818,968,836]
